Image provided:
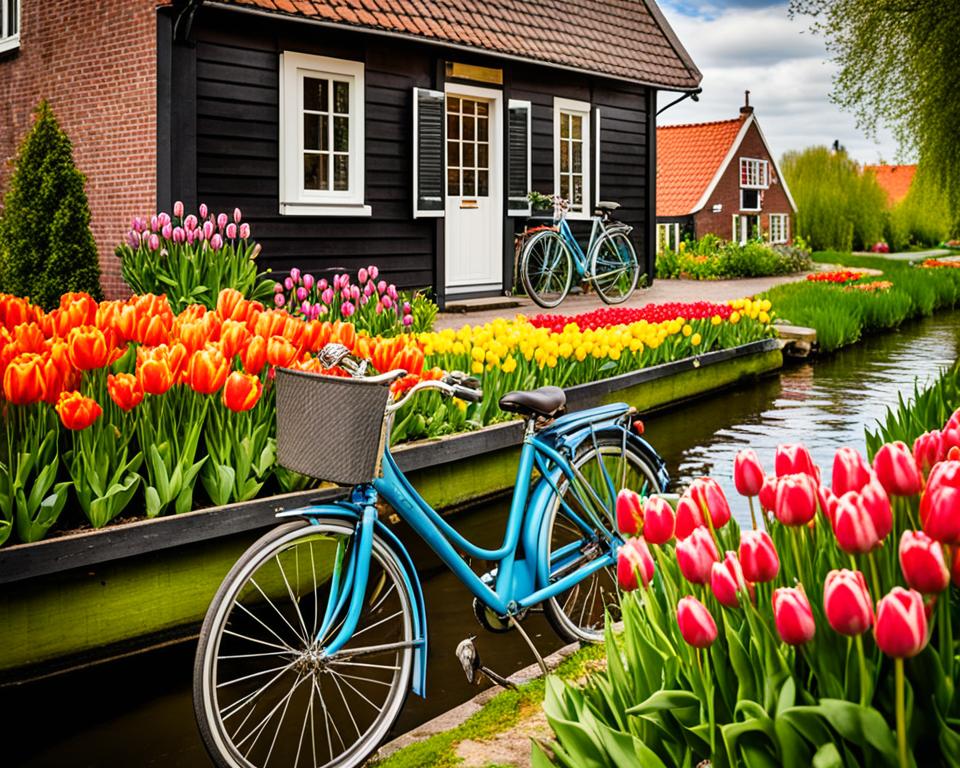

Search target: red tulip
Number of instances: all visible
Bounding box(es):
[818,484,838,525]
[222,371,263,413]
[107,372,144,411]
[920,461,960,544]
[675,526,719,585]
[242,336,268,376]
[873,441,922,497]
[758,474,778,513]
[860,478,892,542]
[831,446,872,496]
[734,448,765,496]
[952,546,960,588]
[774,473,818,526]
[674,494,704,540]
[832,491,880,554]
[688,477,731,529]
[642,496,675,544]
[739,529,780,583]
[772,586,816,645]
[823,569,873,636]
[711,551,753,608]
[616,488,643,536]
[913,430,943,476]
[55,391,102,430]
[874,587,928,658]
[899,530,949,594]
[775,443,818,479]
[676,596,717,648]
[617,537,655,591]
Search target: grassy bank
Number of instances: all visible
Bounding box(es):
[763,251,960,351]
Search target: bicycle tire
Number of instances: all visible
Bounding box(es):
[590,230,640,305]
[541,433,664,643]
[520,229,574,309]
[194,519,414,768]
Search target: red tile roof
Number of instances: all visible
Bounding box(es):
[656,116,745,217]
[214,0,701,89]
[863,164,916,206]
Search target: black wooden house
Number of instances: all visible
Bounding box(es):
[158,0,701,306]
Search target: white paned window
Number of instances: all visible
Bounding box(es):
[0,0,20,54]
[740,157,769,189]
[554,98,591,218]
[769,213,789,244]
[279,52,370,216]
[657,223,680,254]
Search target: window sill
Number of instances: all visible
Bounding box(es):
[279,202,372,217]
[739,185,770,190]
[0,35,20,55]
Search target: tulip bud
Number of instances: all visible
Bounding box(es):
[688,477,731,529]
[274,293,286,308]
[173,200,184,218]
[832,447,872,496]
[676,527,719,585]
[403,301,412,314]
[342,301,355,317]
[199,202,208,219]
[642,496,675,544]
[676,596,717,648]
[364,281,375,297]
[874,587,928,658]
[369,265,379,280]
[674,494,704,540]
[772,586,816,645]
[203,220,215,240]
[321,288,334,305]
[734,448,765,497]
[351,285,361,300]
[150,215,159,231]
[217,212,229,230]
[358,267,368,284]
[711,551,753,608]
[388,284,399,301]
[284,277,294,291]
[817,484,838,525]
[899,530,949,593]
[402,314,413,327]
[774,473,818,526]
[148,234,160,251]
[184,214,198,231]
[383,295,394,310]
[832,491,880,554]
[823,569,873,636]
[616,489,643,536]
[126,230,141,248]
[303,273,315,290]
[775,443,818,479]
[233,207,242,224]
[210,234,223,251]
[873,441,922,497]
[290,268,302,283]
[226,222,238,239]
[161,222,173,240]
[172,226,186,244]
[617,537,655,591]
[319,278,328,291]
[920,460,960,544]
[739,529,779,583]
[296,286,308,302]
[157,212,171,228]
[301,300,312,316]
[239,222,251,239]
[132,216,144,233]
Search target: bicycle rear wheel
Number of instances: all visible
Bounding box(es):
[590,230,640,304]
[194,519,414,768]
[520,230,574,308]
[542,433,664,643]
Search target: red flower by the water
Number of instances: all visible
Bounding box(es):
[642,496,675,544]
[528,301,733,333]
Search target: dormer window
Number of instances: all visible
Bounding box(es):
[740,157,769,189]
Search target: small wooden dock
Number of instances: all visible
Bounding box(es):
[776,324,817,358]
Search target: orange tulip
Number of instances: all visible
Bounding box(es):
[58,292,98,326]
[186,345,229,395]
[67,326,110,370]
[178,303,208,324]
[396,345,425,377]
[41,343,73,404]
[56,390,102,430]
[107,372,144,411]
[0,294,37,330]
[13,323,45,354]
[216,288,245,321]
[302,320,332,352]
[95,300,124,335]
[2,352,46,404]
[140,313,172,346]
[137,347,175,396]
[254,309,288,339]
[220,320,252,361]
[241,336,267,375]
[332,321,355,351]
[266,335,299,368]
[281,316,306,348]
[222,371,262,412]
[165,342,189,381]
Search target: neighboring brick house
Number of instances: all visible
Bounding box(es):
[0,0,702,304]
[864,164,917,207]
[656,96,796,252]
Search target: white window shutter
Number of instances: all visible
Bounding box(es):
[413,87,444,218]
[507,99,531,216]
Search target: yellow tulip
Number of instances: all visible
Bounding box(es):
[691,333,702,346]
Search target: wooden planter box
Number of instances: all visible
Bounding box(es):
[0,339,781,678]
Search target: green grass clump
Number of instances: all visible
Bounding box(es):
[657,235,812,280]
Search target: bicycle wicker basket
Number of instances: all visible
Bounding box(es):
[275,367,392,486]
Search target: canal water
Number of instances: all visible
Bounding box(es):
[4,314,959,767]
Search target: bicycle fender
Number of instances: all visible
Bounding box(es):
[276,503,429,697]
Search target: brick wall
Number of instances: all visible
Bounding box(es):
[692,118,794,241]
[0,0,162,298]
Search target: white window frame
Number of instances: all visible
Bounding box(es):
[769,213,789,244]
[279,51,370,217]
[740,157,769,189]
[740,188,762,212]
[0,0,21,54]
[553,97,591,220]
[657,222,680,254]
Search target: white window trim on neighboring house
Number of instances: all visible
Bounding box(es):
[279,51,371,217]
[740,157,769,189]
[657,222,680,254]
[769,213,789,244]
[553,97,591,220]
[0,0,21,54]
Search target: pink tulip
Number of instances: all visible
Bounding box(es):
[676,596,717,648]
[833,447,872,496]
[369,265,379,280]
[403,301,412,314]
[216,212,228,230]
[875,587,927,658]
[688,477,731,529]
[303,273,315,290]
[920,460,960,544]
[239,222,251,239]
[296,286,308,302]
[774,473,818,526]
[290,268,301,283]
[319,278,328,291]
[284,277,294,291]
[388,284,399,300]
[375,301,384,315]
[676,526,719,585]
[173,200,184,218]
[226,222,238,239]
[321,288,334,304]
[186,228,196,245]
[734,448,765,497]
[199,202,208,219]
[674,494,704,540]
[184,214,198,231]
[273,282,284,293]
[351,285,361,300]
[832,491,881,554]
[823,569,873,636]
[341,301,355,317]
[150,215,159,231]
[775,443,818,479]
[358,267,369,284]
[172,226,186,244]
[711,551,753,608]
[301,301,312,315]
[203,220,215,240]
[899,530,950,593]
[161,223,173,239]
[616,489,643,536]
[157,212,171,228]
[274,293,285,307]
[402,314,413,327]
[364,281,375,297]
[617,537,655,591]
[132,216,146,233]
[148,233,160,251]
[126,230,141,248]
[873,441,922,497]
[642,496,675,544]
[377,279,387,294]
[818,484,838,525]
[383,295,393,310]
[739,529,780,583]
[233,207,242,224]
[772,586,815,645]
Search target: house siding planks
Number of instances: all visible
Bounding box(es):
[179,8,651,291]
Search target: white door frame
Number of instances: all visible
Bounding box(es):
[443,82,504,296]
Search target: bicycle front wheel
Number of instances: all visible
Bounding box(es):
[194,519,414,768]
[542,433,664,643]
[590,230,640,304]
[520,230,574,308]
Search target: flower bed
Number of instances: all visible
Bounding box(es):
[539,396,960,767]
[656,235,812,280]
[806,269,866,283]
[920,258,960,269]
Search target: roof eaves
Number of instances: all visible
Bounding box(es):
[639,0,702,90]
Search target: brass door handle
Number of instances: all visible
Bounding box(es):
[460,200,479,209]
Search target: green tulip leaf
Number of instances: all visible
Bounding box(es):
[812,743,843,768]
[626,689,700,715]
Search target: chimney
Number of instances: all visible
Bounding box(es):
[740,90,753,116]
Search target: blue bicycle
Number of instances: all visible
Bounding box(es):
[518,196,641,308]
[193,343,667,768]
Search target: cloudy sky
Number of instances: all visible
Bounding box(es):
[655,0,904,165]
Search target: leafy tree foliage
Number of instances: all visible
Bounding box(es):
[0,101,101,308]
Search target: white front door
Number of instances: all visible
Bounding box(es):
[444,87,503,295]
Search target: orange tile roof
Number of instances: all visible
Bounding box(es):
[656,117,745,217]
[864,164,916,205]
[215,0,701,89]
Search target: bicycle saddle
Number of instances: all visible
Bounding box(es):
[498,386,566,419]
[595,201,620,214]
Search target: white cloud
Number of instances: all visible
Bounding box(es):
[657,1,906,165]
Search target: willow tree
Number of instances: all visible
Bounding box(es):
[791,0,960,222]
